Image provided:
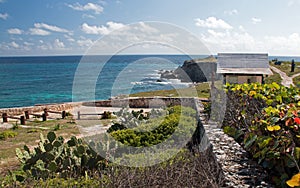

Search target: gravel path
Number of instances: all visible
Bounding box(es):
[204,122,274,187]
[270,66,294,87]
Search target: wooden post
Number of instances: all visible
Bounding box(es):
[77,111,80,120]
[42,113,47,121]
[20,116,25,125]
[44,108,48,116]
[25,111,30,119]
[2,113,8,123]
[62,111,66,119]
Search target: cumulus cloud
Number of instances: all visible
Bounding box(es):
[81,21,125,35]
[195,17,233,30]
[224,9,238,15]
[0,13,8,20]
[252,17,262,24]
[10,41,19,48]
[34,23,70,33]
[7,28,23,35]
[29,28,51,36]
[77,38,94,47]
[67,2,103,14]
[53,39,65,48]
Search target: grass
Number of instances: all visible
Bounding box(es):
[293,75,300,87]
[271,61,300,77]
[264,70,282,84]
[129,82,210,98]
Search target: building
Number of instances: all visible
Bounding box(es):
[216,53,273,84]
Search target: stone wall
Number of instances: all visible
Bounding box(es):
[82,97,198,109]
[0,102,82,116]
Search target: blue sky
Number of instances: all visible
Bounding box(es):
[0,0,300,56]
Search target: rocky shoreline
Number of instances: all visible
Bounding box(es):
[160,55,220,82]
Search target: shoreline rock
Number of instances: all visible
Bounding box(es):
[160,55,221,83]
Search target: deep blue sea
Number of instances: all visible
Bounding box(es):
[0,55,299,109]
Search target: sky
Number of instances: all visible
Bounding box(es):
[0,0,300,56]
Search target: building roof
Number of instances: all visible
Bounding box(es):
[216,53,273,75]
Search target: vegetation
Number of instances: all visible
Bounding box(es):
[264,70,282,84]
[129,82,210,98]
[223,83,300,187]
[271,60,300,77]
[0,105,224,187]
[293,76,300,88]
[0,130,18,140]
[109,106,197,147]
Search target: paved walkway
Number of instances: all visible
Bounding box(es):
[270,66,300,87]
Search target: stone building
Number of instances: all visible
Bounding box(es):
[216,53,273,84]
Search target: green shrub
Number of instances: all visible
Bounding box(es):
[223,83,300,187]
[0,130,18,140]
[109,106,197,147]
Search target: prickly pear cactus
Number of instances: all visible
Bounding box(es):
[16,131,106,179]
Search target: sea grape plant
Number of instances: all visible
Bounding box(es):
[223,83,300,187]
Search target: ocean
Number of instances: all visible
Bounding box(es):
[0,55,199,108]
[0,55,299,109]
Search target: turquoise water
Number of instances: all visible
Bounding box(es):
[0,55,197,108]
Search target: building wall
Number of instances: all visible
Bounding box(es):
[225,74,263,84]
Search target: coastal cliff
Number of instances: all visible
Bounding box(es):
[160,56,220,83]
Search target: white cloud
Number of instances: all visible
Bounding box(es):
[264,33,300,54]
[224,9,238,15]
[7,28,23,35]
[0,13,8,20]
[53,39,65,49]
[10,41,19,48]
[195,17,233,30]
[24,42,34,46]
[252,17,262,24]
[67,2,103,14]
[82,14,95,19]
[77,38,94,47]
[64,34,75,42]
[288,0,300,6]
[34,23,70,33]
[29,28,51,36]
[81,21,125,35]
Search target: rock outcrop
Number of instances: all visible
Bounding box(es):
[161,56,220,83]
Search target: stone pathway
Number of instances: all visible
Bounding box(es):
[270,66,295,87]
[204,122,274,187]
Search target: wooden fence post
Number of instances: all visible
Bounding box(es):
[20,116,25,125]
[62,111,66,119]
[44,108,48,116]
[42,113,47,121]
[24,111,30,119]
[2,113,8,123]
[77,111,80,120]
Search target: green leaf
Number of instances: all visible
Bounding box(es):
[47,131,56,143]
[272,82,280,90]
[48,161,57,172]
[244,135,257,149]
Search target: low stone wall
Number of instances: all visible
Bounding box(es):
[82,97,198,109]
[0,102,82,116]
